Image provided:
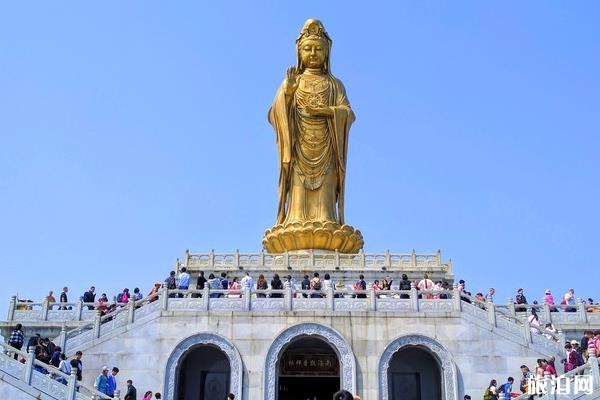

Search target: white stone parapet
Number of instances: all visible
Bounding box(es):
[181,249,452,272]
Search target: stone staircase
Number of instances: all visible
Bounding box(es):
[0,344,116,400]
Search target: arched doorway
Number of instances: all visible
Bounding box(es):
[165,333,243,400]
[264,323,357,400]
[178,345,231,400]
[379,335,458,400]
[278,336,340,400]
[387,346,441,399]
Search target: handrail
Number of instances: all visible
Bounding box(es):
[0,344,115,400]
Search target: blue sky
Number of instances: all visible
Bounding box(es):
[1,2,598,309]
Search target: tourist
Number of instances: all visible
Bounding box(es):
[310,272,322,298]
[432,281,443,299]
[498,376,513,398]
[154,393,161,399]
[528,308,541,334]
[271,273,284,298]
[95,366,110,395]
[229,277,241,298]
[177,267,190,298]
[55,353,70,384]
[97,293,109,315]
[207,273,221,298]
[256,274,268,298]
[417,273,434,299]
[195,270,207,298]
[70,351,83,384]
[59,286,69,310]
[355,274,367,299]
[165,271,177,297]
[563,342,579,373]
[301,274,310,298]
[543,289,557,312]
[83,286,96,310]
[484,379,498,400]
[322,273,332,295]
[543,322,557,341]
[398,273,411,298]
[8,323,24,360]
[486,288,495,303]
[26,333,40,353]
[541,358,557,377]
[50,345,61,367]
[133,287,143,301]
[148,283,161,302]
[124,379,137,400]
[563,288,576,312]
[382,275,393,290]
[474,293,486,309]
[515,288,527,311]
[107,367,120,397]
[220,272,229,295]
[240,271,253,293]
[142,390,153,400]
[118,288,130,305]
[46,290,56,308]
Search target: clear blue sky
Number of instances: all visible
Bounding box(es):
[1,2,598,309]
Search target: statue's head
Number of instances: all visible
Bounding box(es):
[296,19,332,73]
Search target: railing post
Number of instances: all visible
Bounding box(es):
[410,282,419,312]
[507,298,515,317]
[203,287,210,311]
[557,330,565,347]
[369,289,376,311]
[243,287,251,311]
[577,298,588,323]
[284,251,289,269]
[160,286,169,311]
[542,302,551,323]
[452,284,461,312]
[67,367,78,400]
[75,298,84,320]
[327,286,334,310]
[411,249,417,267]
[334,249,340,270]
[259,250,265,266]
[209,249,215,267]
[114,389,121,400]
[234,249,240,268]
[23,349,34,384]
[487,300,496,328]
[8,295,16,321]
[498,391,506,400]
[384,249,391,269]
[41,298,49,320]
[359,249,365,267]
[309,249,314,266]
[588,342,599,389]
[285,287,293,311]
[521,315,532,346]
[128,298,135,324]
[59,323,67,352]
[93,311,102,338]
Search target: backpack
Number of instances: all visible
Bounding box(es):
[483,387,491,400]
[312,279,322,290]
[498,384,505,394]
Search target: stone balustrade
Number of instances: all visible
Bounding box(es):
[50,286,562,357]
[0,345,115,400]
[181,249,452,272]
[500,297,600,326]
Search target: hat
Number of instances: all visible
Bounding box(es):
[102,366,109,371]
[571,340,579,346]
[545,289,551,294]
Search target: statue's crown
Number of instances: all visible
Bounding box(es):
[296,19,331,44]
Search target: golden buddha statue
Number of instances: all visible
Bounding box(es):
[262,19,363,254]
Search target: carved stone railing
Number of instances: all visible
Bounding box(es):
[503,298,600,326]
[0,345,118,400]
[509,341,600,399]
[56,285,562,358]
[181,249,452,272]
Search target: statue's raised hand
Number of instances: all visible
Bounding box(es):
[284,66,299,97]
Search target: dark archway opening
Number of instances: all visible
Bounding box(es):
[177,344,231,400]
[387,346,442,400]
[278,336,340,400]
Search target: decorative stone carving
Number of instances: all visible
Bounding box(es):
[264,323,356,400]
[379,334,459,400]
[164,333,243,400]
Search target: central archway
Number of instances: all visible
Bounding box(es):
[264,323,356,400]
[379,334,458,400]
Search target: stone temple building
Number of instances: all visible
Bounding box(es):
[0,249,599,400]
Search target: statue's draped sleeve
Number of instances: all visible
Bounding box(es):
[268,80,293,224]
